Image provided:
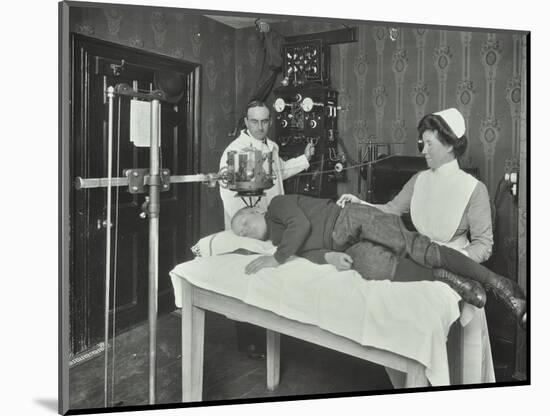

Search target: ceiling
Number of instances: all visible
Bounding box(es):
[205,15,285,29]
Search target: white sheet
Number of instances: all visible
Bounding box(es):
[170,253,467,386]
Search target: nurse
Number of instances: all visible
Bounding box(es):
[340,108,492,262]
[337,108,525,326]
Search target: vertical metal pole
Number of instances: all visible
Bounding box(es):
[148,99,161,404]
[104,86,115,408]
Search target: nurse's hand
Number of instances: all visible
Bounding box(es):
[245,255,280,274]
[336,193,363,207]
[325,252,354,271]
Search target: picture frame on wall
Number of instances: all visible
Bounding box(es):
[59,0,530,415]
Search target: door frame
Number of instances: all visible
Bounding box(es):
[68,34,201,355]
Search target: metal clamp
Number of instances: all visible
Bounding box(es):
[124,168,171,194]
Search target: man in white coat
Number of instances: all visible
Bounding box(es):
[219,100,314,229]
[219,99,314,358]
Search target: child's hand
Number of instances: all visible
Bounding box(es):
[336,194,362,208]
[245,255,280,274]
[324,252,354,271]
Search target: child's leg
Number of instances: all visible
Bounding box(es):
[344,241,398,281]
[437,245,524,297]
[333,204,409,254]
[332,204,524,323]
[332,203,441,266]
[345,242,486,308]
[393,258,486,308]
[392,257,433,281]
[435,245,526,326]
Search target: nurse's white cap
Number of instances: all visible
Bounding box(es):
[434,108,466,138]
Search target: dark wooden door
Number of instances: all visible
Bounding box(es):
[70,35,200,355]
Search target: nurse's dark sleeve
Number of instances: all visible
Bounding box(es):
[463,182,494,263]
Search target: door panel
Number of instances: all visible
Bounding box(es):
[70,35,200,355]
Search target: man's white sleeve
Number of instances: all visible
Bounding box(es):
[278,154,310,180]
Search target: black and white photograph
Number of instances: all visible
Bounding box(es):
[7,0,547,415]
[56,0,534,414]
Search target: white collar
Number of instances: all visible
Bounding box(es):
[241,129,271,148]
[431,159,459,177]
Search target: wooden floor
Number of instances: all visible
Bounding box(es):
[69,311,393,411]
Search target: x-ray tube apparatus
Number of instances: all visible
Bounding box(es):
[221,146,276,207]
[74,84,274,407]
[225,147,274,193]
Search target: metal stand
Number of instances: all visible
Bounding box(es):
[103,87,115,408]
[147,98,160,405]
[239,194,265,208]
[75,83,273,406]
[75,84,221,406]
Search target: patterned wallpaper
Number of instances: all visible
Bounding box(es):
[70,6,527,253]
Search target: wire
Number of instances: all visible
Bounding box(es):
[328,147,339,161]
[274,154,396,178]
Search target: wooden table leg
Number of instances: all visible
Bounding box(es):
[404,362,429,388]
[191,306,205,400]
[447,319,464,385]
[266,330,280,391]
[385,367,406,388]
[181,280,205,402]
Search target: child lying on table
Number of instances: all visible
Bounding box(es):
[231,194,526,329]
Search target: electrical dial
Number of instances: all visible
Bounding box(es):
[301,97,314,112]
[274,98,286,113]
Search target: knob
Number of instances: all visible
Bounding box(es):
[97,219,113,230]
[281,119,288,128]
[140,196,150,219]
[309,120,317,128]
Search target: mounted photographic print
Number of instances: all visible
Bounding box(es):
[59,0,530,414]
